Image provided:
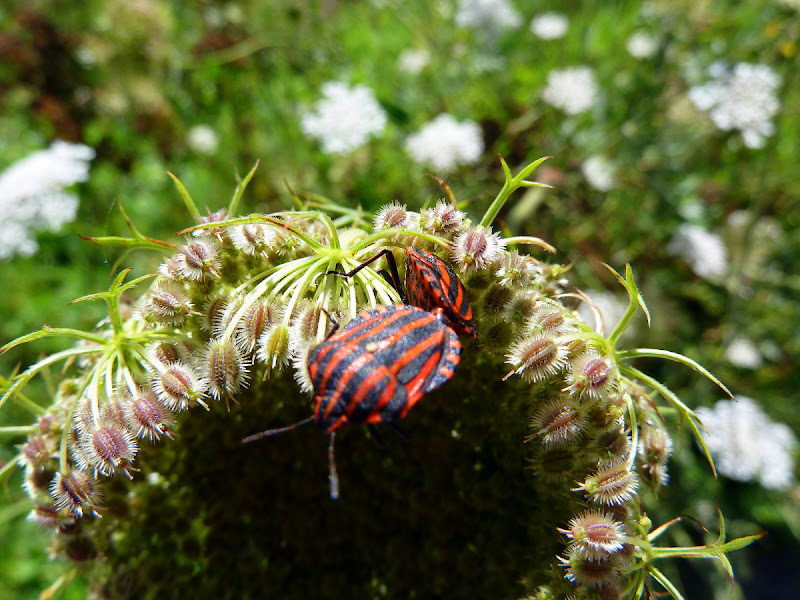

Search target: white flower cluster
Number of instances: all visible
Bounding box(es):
[530,12,568,40]
[542,66,598,115]
[581,155,615,191]
[0,141,95,261]
[301,82,387,155]
[404,114,484,173]
[688,62,781,149]
[626,31,658,59]
[696,397,797,490]
[455,0,522,30]
[667,223,728,281]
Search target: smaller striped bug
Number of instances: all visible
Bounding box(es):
[331,247,477,338]
[243,304,461,499]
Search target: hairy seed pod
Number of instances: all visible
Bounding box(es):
[202,339,249,401]
[451,225,506,273]
[79,422,138,478]
[257,324,291,370]
[141,280,194,326]
[559,510,626,560]
[124,390,175,441]
[529,397,585,447]
[575,461,639,506]
[151,362,209,411]
[49,470,101,517]
[505,333,568,382]
[177,239,220,280]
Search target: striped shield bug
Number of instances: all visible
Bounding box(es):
[332,247,477,338]
[243,304,461,499]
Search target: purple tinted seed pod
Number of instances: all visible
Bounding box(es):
[177,239,220,280]
[124,390,175,441]
[150,360,209,411]
[235,300,279,354]
[451,225,506,273]
[80,423,138,478]
[141,280,195,326]
[202,339,249,402]
[49,470,101,517]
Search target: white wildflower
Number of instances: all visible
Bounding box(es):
[667,223,728,281]
[398,48,430,74]
[301,82,387,154]
[455,0,522,30]
[404,114,484,173]
[187,125,219,155]
[696,397,797,490]
[581,155,614,191]
[542,66,598,115]
[626,31,658,59]
[0,141,94,261]
[725,337,763,369]
[530,12,568,40]
[688,62,781,149]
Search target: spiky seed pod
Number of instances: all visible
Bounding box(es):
[482,283,515,315]
[257,324,291,370]
[505,333,568,382]
[72,397,95,436]
[288,300,329,351]
[202,292,233,333]
[529,397,585,448]
[564,354,618,401]
[564,337,593,363]
[594,430,632,462]
[152,341,185,366]
[27,504,66,529]
[374,201,419,230]
[18,437,55,468]
[194,209,230,241]
[150,362,209,411]
[158,256,183,279]
[24,465,56,498]
[639,425,673,486]
[558,552,621,589]
[291,343,315,395]
[419,199,466,236]
[78,422,138,478]
[100,398,129,429]
[213,296,244,338]
[124,390,175,441]
[525,303,576,336]
[451,225,506,273]
[230,223,276,256]
[140,281,195,326]
[496,250,538,287]
[176,239,220,280]
[50,470,101,517]
[202,339,249,402]
[235,300,280,355]
[558,510,626,560]
[575,461,639,506]
[503,291,539,325]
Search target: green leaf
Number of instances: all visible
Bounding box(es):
[228,160,260,216]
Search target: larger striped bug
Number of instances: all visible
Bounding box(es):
[332,246,477,338]
[243,304,461,499]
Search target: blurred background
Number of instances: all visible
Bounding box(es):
[1,1,798,598]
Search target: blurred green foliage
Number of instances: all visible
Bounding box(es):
[1,0,798,597]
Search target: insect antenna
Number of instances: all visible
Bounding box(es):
[241,416,314,444]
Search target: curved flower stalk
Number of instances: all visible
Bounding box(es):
[0,158,759,599]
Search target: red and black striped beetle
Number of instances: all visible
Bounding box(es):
[335,246,477,338]
[243,304,462,499]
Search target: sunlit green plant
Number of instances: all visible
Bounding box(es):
[1,158,760,599]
